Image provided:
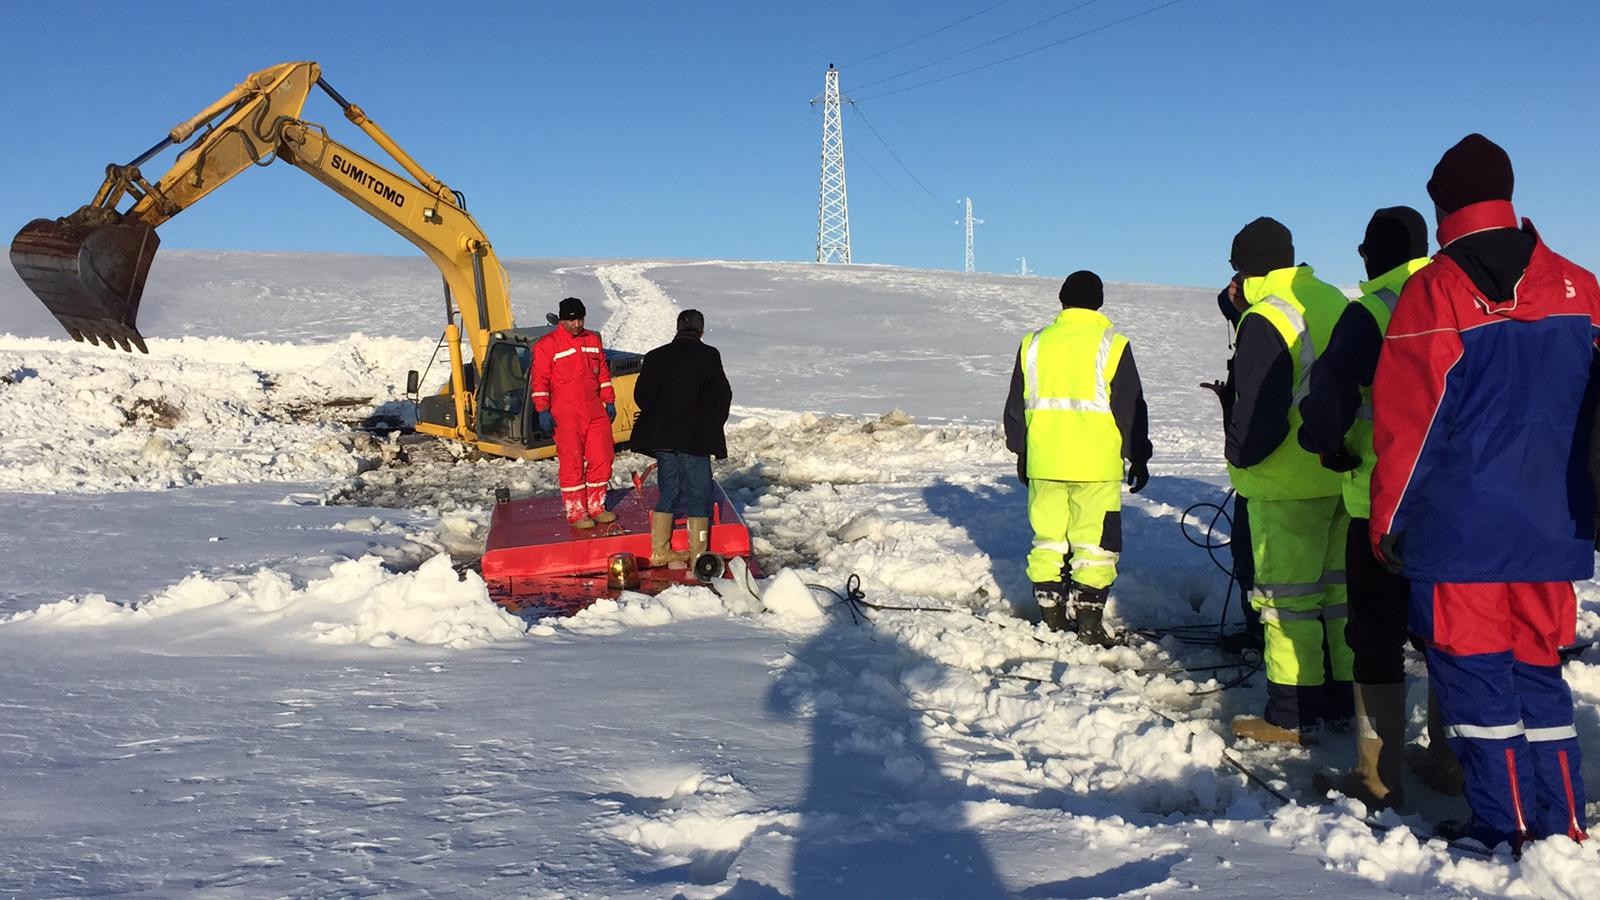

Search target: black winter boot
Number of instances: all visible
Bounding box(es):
[1034,583,1068,632]
[1070,584,1119,648]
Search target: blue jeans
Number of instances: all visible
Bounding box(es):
[655,451,713,517]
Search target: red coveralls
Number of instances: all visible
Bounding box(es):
[531,326,615,522]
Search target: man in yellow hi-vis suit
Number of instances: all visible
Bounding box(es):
[1223,217,1354,745]
[1004,271,1152,647]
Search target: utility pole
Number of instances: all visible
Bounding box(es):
[812,64,851,264]
[958,197,983,273]
[1017,256,1030,276]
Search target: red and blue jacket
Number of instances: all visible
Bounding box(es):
[1369,200,1600,582]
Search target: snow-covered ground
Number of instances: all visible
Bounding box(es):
[1,254,1596,897]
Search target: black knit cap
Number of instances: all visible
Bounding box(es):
[1360,206,1428,277]
[1427,133,1514,215]
[1229,217,1294,277]
[1058,270,1104,309]
[557,297,586,321]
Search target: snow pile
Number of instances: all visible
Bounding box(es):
[2,554,523,649]
[537,583,732,636]
[1235,801,1600,899]
[0,334,433,493]
[758,569,828,619]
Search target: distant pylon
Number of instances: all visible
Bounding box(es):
[959,197,983,273]
[1018,256,1030,276]
[812,64,851,264]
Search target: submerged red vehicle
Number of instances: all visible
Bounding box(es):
[481,468,760,617]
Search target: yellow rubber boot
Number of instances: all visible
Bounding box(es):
[649,512,689,568]
[687,516,711,569]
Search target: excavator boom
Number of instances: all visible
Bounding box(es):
[6,61,633,463]
[9,61,320,353]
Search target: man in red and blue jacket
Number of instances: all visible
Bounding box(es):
[532,297,617,527]
[1370,134,1593,850]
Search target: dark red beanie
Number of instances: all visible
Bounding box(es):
[1426,134,1514,214]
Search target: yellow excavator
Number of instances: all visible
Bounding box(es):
[8,60,639,461]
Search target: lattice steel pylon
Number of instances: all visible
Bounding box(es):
[959,197,983,273]
[812,64,851,264]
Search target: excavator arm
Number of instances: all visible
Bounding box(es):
[9,61,513,368]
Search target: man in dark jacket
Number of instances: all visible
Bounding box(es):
[1223,218,1354,745]
[630,309,733,569]
[1371,134,1594,850]
[1297,207,1447,809]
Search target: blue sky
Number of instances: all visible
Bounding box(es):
[5,0,1599,288]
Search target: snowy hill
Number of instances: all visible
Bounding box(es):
[1,253,1596,896]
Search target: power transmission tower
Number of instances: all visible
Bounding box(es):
[1018,256,1030,276]
[959,197,983,273]
[812,64,851,264]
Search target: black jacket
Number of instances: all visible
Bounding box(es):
[629,334,733,459]
[1225,315,1295,467]
[1003,343,1152,466]
[1297,302,1383,456]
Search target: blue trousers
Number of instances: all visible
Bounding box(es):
[1412,580,1587,848]
[655,451,713,518]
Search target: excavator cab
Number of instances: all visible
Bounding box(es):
[447,327,643,459]
[10,215,160,353]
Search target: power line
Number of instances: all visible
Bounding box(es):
[843,0,1017,69]
[847,101,945,209]
[856,0,1192,102]
[852,0,1105,93]
[851,147,954,233]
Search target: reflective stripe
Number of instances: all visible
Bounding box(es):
[1032,539,1072,553]
[581,346,601,353]
[1069,554,1120,569]
[1527,725,1579,742]
[1374,287,1400,312]
[1257,294,1316,403]
[599,381,612,388]
[552,348,578,360]
[1023,326,1116,413]
[1319,603,1348,619]
[1252,582,1322,600]
[532,391,550,397]
[560,484,585,492]
[585,481,609,488]
[1321,570,1347,585]
[1445,721,1525,740]
[1257,606,1331,622]
[1027,397,1111,412]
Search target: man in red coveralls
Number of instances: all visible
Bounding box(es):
[531,297,617,528]
[1370,135,1593,851]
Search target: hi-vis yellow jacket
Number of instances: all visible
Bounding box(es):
[1225,265,1348,500]
[1003,307,1151,482]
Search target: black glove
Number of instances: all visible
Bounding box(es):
[1126,460,1149,494]
[605,403,617,422]
[1200,379,1235,417]
[1319,446,1361,473]
[1015,453,1028,486]
[537,410,556,436]
[1375,532,1404,575]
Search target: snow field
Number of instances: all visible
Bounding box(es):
[2,255,1599,896]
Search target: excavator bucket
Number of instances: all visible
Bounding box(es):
[9,218,159,353]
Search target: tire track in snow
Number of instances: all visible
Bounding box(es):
[593,263,682,353]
